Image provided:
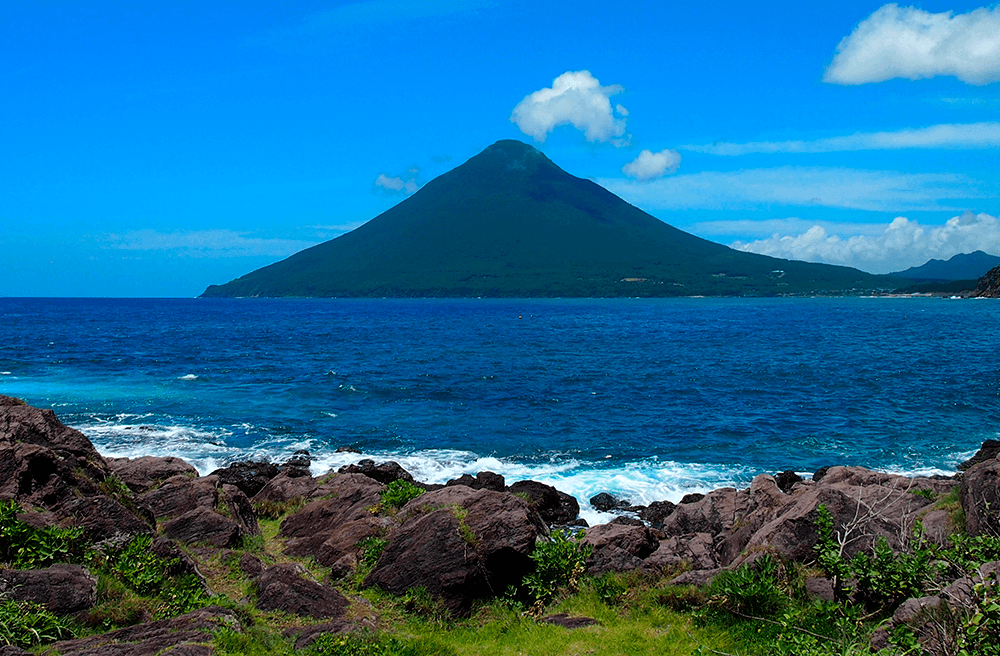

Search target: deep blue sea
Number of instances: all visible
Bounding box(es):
[2,297,998,523]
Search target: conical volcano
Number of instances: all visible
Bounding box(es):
[202,140,881,297]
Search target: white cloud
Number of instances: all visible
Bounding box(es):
[683,122,1000,155]
[622,149,682,181]
[692,218,890,239]
[732,212,1000,273]
[511,71,630,145]
[105,230,316,258]
[602,167,987,213]
[825,4,1000,85]
[374,173,418,195]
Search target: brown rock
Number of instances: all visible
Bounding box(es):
[139,475,219,520]
[281,474,384,557]
[961,457,1000,537]
[0,397,103,462]
[220,484,259,536]
[637,500,677,528]
[958,439,1000,470]
[285,620,357,650]
[644,532,718,572]
[582,523,658,575]
[313,516,391,568]
[365,486,544,615]
[445,471,506,492]
[209,461,279,498]
[668,568,722,587]
[338,459,415,485]
[252,469,319,504]
[162,506,242,547]
[44,606,240,655]
[255,564,349,619]
[0,564,97,615]
[106,456,197,493]
[510,480,579,525]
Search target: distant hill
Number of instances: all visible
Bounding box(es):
[202,140,892,298]
[973,264,1000,298]
[890,251,1000,282]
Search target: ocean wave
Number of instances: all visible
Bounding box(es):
[177,374,199,380]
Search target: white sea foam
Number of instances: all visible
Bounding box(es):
[311,449,754,525]
[177,374,199,380]
[77,417,236,475]
[0,371,11,375]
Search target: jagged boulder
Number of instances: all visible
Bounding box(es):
[961,457,1000,537]
[338,459,415,485]
[958,439,1000,470]
[509,480,579,525]
[252,469,322,504]
[106,456,197,493]
[0,564,97,615]
[43,606,241,655]
[365,486,545,615]
[162,505,243,548]
[255,564,349,619]
[581,523,659,575]
[209,461,279,498]
[281,474,385,558]
[138,475,220,520]
[637,500,677,528]
[643,532,718,572]
[0,398,152,542]
[445,471,506,492]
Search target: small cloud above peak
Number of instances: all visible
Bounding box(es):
[622,149,681,181]
[825,4,1000,85]
[510,71,630,145]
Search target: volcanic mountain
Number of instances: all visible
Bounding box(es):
[202,140,886,298]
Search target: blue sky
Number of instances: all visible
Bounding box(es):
[2,0,998,296]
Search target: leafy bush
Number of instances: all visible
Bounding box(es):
[0,499,86,568]
[523,529,592,607]
[93,534,209,617]
[849,537,936,615]
[591,573,628,606]
[0,599,74,648]
[380,480,425,510]
[708,554,788,618]
[357,536,389,571]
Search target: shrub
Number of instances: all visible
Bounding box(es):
[708,554,788,618]
[380,480,424,510]
[357,536,389,571]
[0,599,74,648]
[0,499,86,568]
[849,537,935,615]
[523,529,592,607]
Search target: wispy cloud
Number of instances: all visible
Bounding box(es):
[104,230,316,258]
[682,123,1000,156]
[692,218,890,239]
[732,212,1000,274]
[511,71,630,145]
[824,4,1000,85]
[602,167,988,213]
[374,170,419,195]
[622,149,681,180]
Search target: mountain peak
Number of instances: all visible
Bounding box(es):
[202,140,879,298]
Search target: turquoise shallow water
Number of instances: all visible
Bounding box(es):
[2,297,998,523]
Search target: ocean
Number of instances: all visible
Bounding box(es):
[2,297,998,524]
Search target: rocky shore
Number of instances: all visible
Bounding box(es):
[2,395,998,654]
